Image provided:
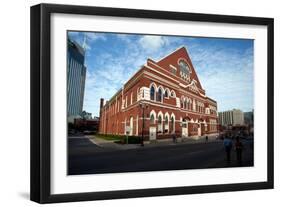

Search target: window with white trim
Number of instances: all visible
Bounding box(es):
[150,85,155,101]
[157,88,163,102]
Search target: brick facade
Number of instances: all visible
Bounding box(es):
[99,47,218,140]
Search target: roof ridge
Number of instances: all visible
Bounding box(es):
[155,45,187,63]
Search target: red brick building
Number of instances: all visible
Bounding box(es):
[99,46,218,141]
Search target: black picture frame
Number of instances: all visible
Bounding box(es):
[30,3,274,204]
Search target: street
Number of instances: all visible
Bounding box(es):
[68,137,254,175]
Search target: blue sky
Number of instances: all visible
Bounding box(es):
[68,31,254,117]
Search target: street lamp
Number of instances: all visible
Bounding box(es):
[139,102,148,146]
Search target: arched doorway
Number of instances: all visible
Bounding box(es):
[149,111,156,141]
[198,118,204,137]
[182,116,190,138]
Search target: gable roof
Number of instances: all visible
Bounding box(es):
[155,46,204,91]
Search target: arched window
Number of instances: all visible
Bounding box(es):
[184,99,187,109]
[165,116,169,124]
[157,88,163,102]
[171,116,175,133]
[164,89,169,98]
[179,60,191,77]
[158,115,162,124]
[170,90,176,98]
[189,99,192,110]
[129,116,133,136]
[193,100,196,111]
[182,118,187,128]
[158,115,163,133]
[164,115,169,133]
[150,114,155,124]
[150,85,155,101]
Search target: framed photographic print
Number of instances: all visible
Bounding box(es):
[30,3,274,203]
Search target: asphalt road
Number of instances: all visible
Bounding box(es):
[68,137,254,175]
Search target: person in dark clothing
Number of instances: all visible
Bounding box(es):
[235,137,243,165]
[205,136,208,143]
[172,133,177,143]
[223,135,233,163]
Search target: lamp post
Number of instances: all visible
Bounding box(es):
[139,102,148,146]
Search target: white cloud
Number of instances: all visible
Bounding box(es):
[83,69,122,116]
[192,45,254,112]
[74,32,107,51]
[85,32,106,42]
[139,35,169,53]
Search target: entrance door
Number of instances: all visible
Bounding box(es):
[182,120,188,138]
[149,127,156,140]
[182,127,188,137]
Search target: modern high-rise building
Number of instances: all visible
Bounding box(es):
[67,38,87,117]
[218,109,244,126]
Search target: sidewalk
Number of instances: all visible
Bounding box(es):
[87,136,140,150]
[87,135,221,151]
[146,135,221,147]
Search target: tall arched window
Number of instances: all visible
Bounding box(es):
[171,116,175,133]
[150,114,155,124]
[157,88,163,102]
[165,116,169,125]
[164,115,169,133]
[150,85,155,101]
[129,116,133,136]
[158,115,162,124]
[158,115,162,132]
[188,99,191,110]
[164,88,170,99]
[170,90,176,98]
[193,100,196,111]
[164,89,169,98]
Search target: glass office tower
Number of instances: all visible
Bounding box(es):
[67,38,86,117]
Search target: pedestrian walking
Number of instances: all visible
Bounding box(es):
[223,135,233,163]
[172,133,177,143]
[205,135,208,143]
[235,137,243,165]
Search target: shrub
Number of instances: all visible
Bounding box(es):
[96,134,141,144]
